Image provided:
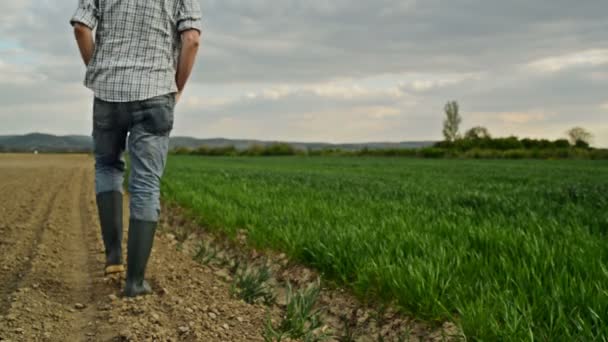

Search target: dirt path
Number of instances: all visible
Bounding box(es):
[0,154,458,342]
[0,155,273,341]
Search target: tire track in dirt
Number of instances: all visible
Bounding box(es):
[76,168,102,341]
[60,167,100,342]
[0,171,68,316]
[0,156,102,341]
[76,166,122,342]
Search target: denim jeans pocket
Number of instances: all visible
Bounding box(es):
[93,98,117,131]
[138,94,175,135]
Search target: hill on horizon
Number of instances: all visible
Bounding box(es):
[0,133,435,153]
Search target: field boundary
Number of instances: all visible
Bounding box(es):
[159,199,462,341]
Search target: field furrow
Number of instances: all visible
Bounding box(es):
[0,154,287,341]
[0,170,67,316]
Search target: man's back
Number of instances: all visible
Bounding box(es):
[71,0,202,102]
[70,0,201,297]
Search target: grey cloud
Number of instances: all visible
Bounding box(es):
[198,90,405,119]
[3,1,607,83]
[1,1,607,146]
[406,64,608,112]
[194,0,608,83]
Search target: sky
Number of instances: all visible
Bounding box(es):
[0,0,607,146]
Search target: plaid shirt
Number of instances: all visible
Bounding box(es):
[70,0,202,102]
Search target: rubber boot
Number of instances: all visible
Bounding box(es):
[124,219,157,297]
[96,191,124,275]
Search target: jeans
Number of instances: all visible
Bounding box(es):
[93,93,175,222]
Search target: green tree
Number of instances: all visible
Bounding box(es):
[442,101,462,142]
[567,127,593,147]
[465,126,491,140]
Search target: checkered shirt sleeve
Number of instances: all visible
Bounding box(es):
[70,0,99,29]
[177,0,203,33]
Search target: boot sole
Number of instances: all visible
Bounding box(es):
[105,264,125,275]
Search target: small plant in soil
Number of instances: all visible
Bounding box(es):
[372,304,388,341]
[263,279,330,342]
[397,329,412,342]
[174,226,191,242]
[336,311,358,342]
[228,258,241,275]
[193,241,218,265]
[231,262,276,305]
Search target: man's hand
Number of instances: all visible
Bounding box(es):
[175,91,182,104]
[175,29,201,93]
[73,23,95,66]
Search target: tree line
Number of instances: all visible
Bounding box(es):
[439,100,595,150]
[170,101,605,159]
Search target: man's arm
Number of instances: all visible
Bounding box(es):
[73,23,95,66]
[175,29,201,100]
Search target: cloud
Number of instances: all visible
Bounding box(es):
[172,80,419,143]
[527,49,608,73]
[237,82,406,103]
[497,112,549,125]
[188,0,608,83]
[399,73,482,92]
[0,59,46,85]
[0,0,607,148]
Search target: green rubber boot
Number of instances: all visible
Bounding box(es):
[96,191,124,275]
[124,219,157,297]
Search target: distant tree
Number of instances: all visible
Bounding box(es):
[553,139,571,149]
[575,140,591,149]
[538,139,553,149]
[489,136,523,150]
[567,127,593,147]
[442,101,462,142]
[464,126,491,140]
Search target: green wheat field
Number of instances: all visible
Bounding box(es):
[162,156,608,340]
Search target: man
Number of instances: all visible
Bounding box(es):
[70,0,202,297]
